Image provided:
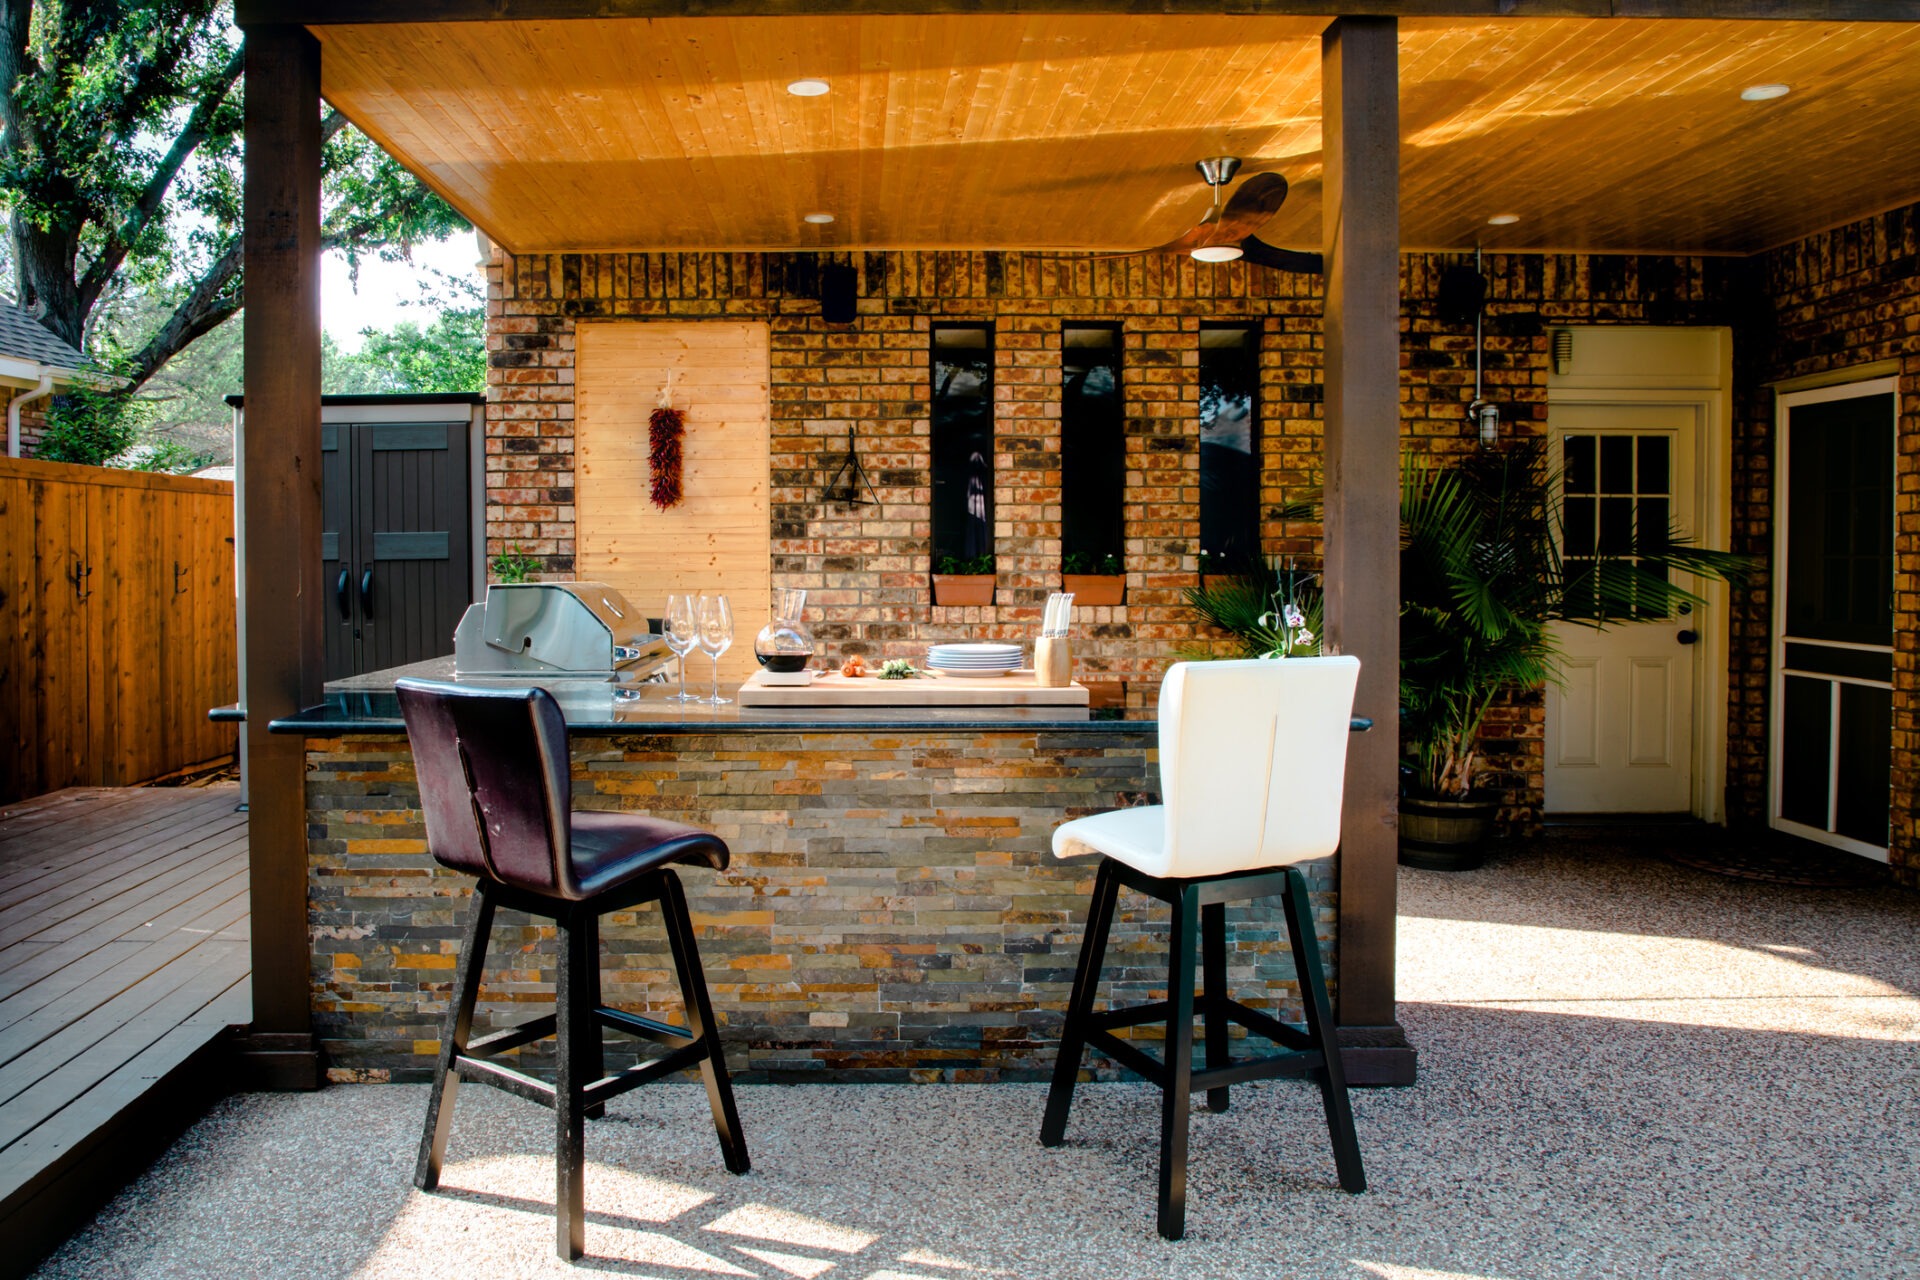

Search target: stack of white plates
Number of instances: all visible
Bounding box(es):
[926,642,1023,678]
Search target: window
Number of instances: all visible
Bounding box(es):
[931,326,994,563]
[1198,325,1260,568]
[1061,325,1124,570]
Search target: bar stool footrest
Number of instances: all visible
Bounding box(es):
[468,1015,559,1058]
[597,1006,696,1048]
[582,1042,709,1106]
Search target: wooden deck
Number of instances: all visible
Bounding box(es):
[0,784,249,1274]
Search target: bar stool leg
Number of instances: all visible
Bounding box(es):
[416,884,495,1192]
[583,913,607,1121]
[659,870,751,1175]
[1157,884,1199,1240]
[1281,869,1365,1194]
[1040,858,1121,1147]
[554,908,594,1260]
[1201,901,1230,1115]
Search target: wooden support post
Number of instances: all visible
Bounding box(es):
[1321,16,1415,1085]
[237,24,324,1089]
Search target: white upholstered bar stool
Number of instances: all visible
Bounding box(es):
[1040,656,1367,1239]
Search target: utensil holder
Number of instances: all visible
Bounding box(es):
[1034,636,1072,688]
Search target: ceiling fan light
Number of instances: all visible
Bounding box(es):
[1191,244,1244,264]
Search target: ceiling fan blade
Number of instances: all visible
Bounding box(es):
[1241,236,1323,273]
[1152,172,1293,254]
[1218,172,1291,232]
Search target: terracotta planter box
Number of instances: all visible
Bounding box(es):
[1062,573,1124,606]
[932,574,995,606]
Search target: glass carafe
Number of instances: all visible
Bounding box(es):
[754,587,815,675]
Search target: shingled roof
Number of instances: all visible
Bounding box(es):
[0,300,90,370]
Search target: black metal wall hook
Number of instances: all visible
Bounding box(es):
[822,425,879,506]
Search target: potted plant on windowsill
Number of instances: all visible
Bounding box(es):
[1062,551,1125,606]
[1397,440,1750,870]
[931,552,996,606]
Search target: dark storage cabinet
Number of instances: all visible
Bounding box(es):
[321,415,476,680]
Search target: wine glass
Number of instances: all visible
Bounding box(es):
[697,593,733,704]
[663,594,700,702]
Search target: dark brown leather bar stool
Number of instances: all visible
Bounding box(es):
[396,678,749,1262]
[1041,657,1367,1240]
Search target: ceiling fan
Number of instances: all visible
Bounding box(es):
[1113,157,1321,273]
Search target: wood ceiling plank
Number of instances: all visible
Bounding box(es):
[316,14,1920,256]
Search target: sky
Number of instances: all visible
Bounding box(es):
[321,231,487,352]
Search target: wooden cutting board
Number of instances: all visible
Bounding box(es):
[737,668,1089,706]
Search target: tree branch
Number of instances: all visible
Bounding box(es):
[79,41,245,313]
[116,240,241,392]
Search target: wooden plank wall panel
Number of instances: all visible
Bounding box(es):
[577,321,772,687]
[316,15,1920,256]
[0,458,237,804]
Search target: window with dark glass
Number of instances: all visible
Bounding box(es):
[931,326,994,564]
[1198,325,1260,569]
[1061,325,1124,571]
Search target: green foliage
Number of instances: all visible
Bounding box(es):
[877,658,920,679]
[1180,442,1752,799]
[325,301,485,396]
[1063,551,1123,576]
[935,552,995,576]
[491,545,540,584]
[0,0,469,402]
[1399,439,1750,798]
[1182,561,1323,660]
[34,382,144,465]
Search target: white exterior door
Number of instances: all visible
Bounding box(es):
[1544,403,1699,813]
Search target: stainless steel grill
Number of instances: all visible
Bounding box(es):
[453,582,672,681]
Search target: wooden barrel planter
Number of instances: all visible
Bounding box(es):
[1398,794,1497,871]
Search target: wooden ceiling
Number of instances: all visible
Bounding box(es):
[315,15,1920,256]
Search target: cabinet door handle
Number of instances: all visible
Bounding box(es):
[336,569,351,620]
[359,567,374,620]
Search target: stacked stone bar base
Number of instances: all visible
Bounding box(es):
[305,729,1339,1083]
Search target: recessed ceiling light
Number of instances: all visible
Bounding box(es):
[1190,245,1244,264]
[803,212,835,225]
[786,78,831,97]
[1740,83,1791,102]
[1487,213,1521,226]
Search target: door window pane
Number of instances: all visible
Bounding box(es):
[1784,393,1893,644]
[1560,431,1677,619]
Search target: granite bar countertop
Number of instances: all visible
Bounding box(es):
[267,656,1148,736]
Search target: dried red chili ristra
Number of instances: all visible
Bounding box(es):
[649,405,685,509]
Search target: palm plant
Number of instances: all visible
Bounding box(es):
[1180,440,1751,800]
[1400,439,1749,798]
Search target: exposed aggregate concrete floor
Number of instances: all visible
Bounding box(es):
[33,839,1920,1280]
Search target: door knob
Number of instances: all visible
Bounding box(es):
[1676,629,1698,646]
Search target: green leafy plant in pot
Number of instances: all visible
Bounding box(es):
[1397,439,1750,869]
[932,552,996,607]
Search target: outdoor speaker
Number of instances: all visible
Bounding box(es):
[820,264,858,324]
[1437,264,1487,326]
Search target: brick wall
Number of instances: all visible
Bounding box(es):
[304,727,1343,1082]
[482,227,1920,858]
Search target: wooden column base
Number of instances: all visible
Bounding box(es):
[230,1032,323,1091]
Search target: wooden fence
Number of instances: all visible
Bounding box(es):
[0,455,237,804]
